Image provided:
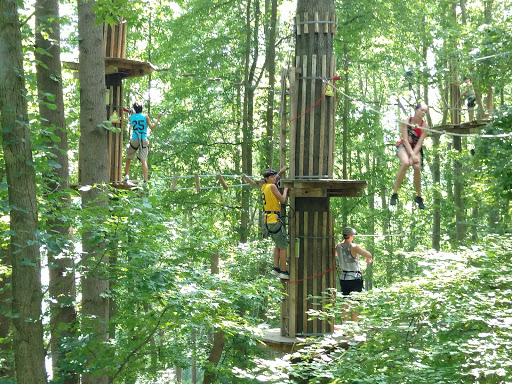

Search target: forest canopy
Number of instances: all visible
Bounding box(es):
[0,0,511,383]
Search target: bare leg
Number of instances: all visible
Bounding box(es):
[342,301,359,322]
[141,159,148,182]
[342,302,350,321]
[124,158,131,177]
[273,246,280,269]
[392,147,411,194]
[279,248,287,272]
[413,162,422,197]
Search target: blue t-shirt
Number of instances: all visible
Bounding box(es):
[130,113,148,140]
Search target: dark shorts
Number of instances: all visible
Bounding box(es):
[340,279,363,296]
[467,97,476,108]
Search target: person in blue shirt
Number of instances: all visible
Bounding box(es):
[123,102,161,184]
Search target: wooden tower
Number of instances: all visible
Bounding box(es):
[65,20,156,183]
[275,2,366,339]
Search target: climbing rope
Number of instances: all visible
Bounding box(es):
[284,263,337,284]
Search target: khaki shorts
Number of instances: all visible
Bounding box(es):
[266,222,288,249]
[126,139,149,161]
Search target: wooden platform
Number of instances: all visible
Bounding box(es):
[281,179,367,198]
[261,327,365,354]
[435,118,490,134]
[64,57,157,80]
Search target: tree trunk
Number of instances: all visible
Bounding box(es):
[0,251,13,379]
[285,0,336,336]
[241,0,259,242]
[0,1,47,382]
[77,0,110,383]
[203,252,225,384]
[34,0,78,382]
[263,0,278,169]
[341,44,349,180]
[453,136,465,247]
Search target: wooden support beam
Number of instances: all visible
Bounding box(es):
[289,67,298,178]
[241,173,258,188]
[302,211,309,334]
[309,54,317,175]
[216,174,229,190]
[299,55,307,176]
[170,175,178,191]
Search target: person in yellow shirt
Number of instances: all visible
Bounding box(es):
[261,169,289,279]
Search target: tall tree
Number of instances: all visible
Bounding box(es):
[240,0,260,242]
[263,0,278,169]
[77,0,109,382]
[0,252,13,379]
[34,0,77,381]
[0,0,48,382]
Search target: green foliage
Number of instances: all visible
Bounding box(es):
[4,0,512,382]
[245,235,512,384]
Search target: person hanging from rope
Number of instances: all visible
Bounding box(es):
[335,227,373,322]
[261,168,289,280]
[123,102,161,185]
[390,102,429,209]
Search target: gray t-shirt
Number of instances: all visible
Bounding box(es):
[337,242,361,280]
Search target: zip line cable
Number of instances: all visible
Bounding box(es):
[131,72,509,191]
[321,78,512,139]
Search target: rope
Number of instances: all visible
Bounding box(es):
[284,263,337,284]
[281,81,328,128]
[350,233,406,238]
[322,78,512,139]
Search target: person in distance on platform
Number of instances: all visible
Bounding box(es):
[335,227,373,322]
[461,77,476,121]
[123,102,161,185]
[390,102,429,209]
[261,168,289,280]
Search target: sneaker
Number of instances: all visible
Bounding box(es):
[414,195,425,209]
[279,270,290,280]
[270,267,281,277]
[123,174,129,183]
[390,193,398,206]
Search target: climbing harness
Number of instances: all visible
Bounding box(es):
[263,211,284,235]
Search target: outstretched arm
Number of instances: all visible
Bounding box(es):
[147,113,162,131]
[352,244,373,263]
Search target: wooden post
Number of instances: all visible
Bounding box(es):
[105,21,127,183]
[282,1,337,337]
[170,174,178,191]
[216,174,229,190]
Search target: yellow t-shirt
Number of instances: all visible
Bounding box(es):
[261,183,280,224]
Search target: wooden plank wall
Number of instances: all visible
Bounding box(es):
[103,20,127,59]
[280,11,338,337]
[287,14,337,179]
[107,83,124,182]
[104,20,127,182]
[284,210,335,336]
